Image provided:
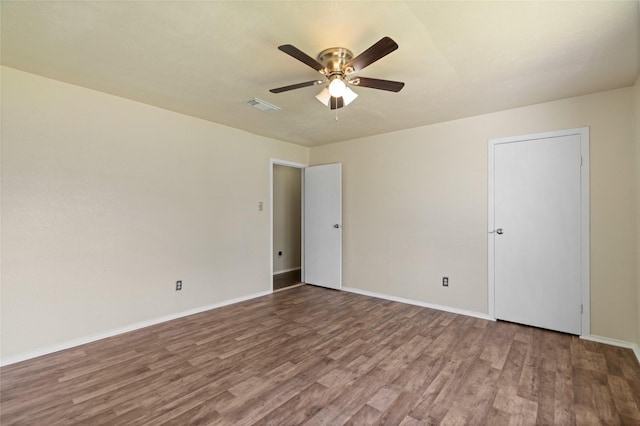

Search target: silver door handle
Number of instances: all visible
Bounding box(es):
[334,224,340,228]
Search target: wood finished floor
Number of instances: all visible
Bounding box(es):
[2,285,640,425]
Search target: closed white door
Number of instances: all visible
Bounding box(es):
[492,133,584,335]
[304,164,342,289]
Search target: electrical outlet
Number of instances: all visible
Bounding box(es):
[176,280,182,291]
[442,277,449,287]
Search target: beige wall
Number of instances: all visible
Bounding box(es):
[272,165,301,273]
[2,65,638,362]
[635,74,640,348]
[311,87,638,343]
[0,67,308,360]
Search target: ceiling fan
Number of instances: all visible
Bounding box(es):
[269,36,404,109]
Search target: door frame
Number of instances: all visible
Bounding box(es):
[270,158,308,292]
[487,127,590,335]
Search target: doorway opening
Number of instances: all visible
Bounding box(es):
[270,159,307,292]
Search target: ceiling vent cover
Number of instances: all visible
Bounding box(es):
[246,97,281,112]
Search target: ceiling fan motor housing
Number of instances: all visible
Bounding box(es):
[317,47,354,77]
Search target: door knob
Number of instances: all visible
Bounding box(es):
[334,224,340,228]
[496,228,503,235]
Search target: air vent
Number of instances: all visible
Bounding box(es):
[246,97,281,112]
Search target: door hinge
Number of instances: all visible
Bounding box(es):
[581,304,583,314]
[581,156,583,166]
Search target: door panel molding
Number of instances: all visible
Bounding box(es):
[487,127,590,335]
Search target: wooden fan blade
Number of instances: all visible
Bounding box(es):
[278,44,325,73]
[351,77,404,92]
[329,96,344,110]
[344,37,398,73]
[270,80,323,93]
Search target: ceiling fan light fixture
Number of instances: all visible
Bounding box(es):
[328,76,346,97]
[315,86,358,108]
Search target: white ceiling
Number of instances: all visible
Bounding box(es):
[2,1,639,147]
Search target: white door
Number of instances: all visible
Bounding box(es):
[304,164,342,289]
[490,131,587,335]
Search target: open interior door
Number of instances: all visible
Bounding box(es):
[304,164,342,289]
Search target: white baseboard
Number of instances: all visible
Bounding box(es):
[273,267,301,275]
[581,334,640,364]
[0,290,271,367]
[342,286,494,322]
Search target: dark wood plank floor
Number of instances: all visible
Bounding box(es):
[2,285,640,425]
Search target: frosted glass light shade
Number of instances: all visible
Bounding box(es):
[341,87,358,105]
[315,87,331,105]
[328,78,346,97]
